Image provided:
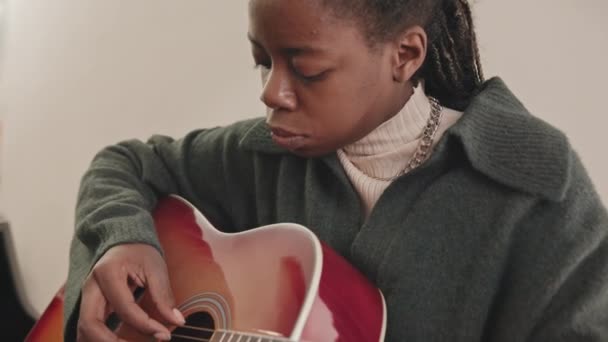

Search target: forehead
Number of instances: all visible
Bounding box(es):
[248,0,358,48]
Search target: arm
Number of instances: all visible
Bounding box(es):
[525,168,608,341]
[493,153,608,341]
[63,125,243,340]
[74,129,231,256]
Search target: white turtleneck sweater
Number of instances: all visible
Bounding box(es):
[337,84,463,219]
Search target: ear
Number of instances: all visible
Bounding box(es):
[391,26,427,83]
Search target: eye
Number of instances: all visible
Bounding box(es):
[290,59,330,83]
[253,59,271,71]
[251,46,271,71]
[292,68,329,83]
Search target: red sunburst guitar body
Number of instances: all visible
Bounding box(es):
[26,196,386,341]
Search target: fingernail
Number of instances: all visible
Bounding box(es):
[173,308,186,325]
[154,331,171,341]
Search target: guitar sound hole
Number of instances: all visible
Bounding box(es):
[172,312,215,341]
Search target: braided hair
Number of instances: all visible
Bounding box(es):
[322,0,484,110]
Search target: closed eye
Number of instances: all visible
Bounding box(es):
[292,67,331,83]
[253,62,271,70]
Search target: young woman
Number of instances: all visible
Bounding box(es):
[66,0,608,341]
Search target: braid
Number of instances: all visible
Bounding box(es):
[459,0,485,84]
[323,0,485,111]
[421,0,485,110]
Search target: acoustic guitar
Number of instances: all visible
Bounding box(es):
[26,195,386,341]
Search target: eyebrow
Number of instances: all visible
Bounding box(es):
[247,33,328,56]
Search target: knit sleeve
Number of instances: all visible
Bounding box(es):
[526,161,608,341]
[62,123,248,340]
[490,152,608,341]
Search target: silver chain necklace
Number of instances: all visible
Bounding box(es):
[366,96,444,182]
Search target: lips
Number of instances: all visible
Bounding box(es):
[271,127,301,138]
[269,126,308,150]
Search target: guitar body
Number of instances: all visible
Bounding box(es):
[26,196,386,341]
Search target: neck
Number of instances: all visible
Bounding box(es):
[342,83,431,157]
[378,83,416,133]
[336,82,464,219]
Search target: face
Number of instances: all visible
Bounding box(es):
[248,0,418,157]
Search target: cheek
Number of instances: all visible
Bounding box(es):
[302,67,380,110]
[315,79,388,140]
[310,76,381,118]
[301,90,372,139]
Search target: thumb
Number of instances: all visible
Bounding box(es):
[145,265,186,327]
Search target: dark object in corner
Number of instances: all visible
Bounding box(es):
[0,220,36,341]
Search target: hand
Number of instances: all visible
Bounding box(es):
[76,244,186,341]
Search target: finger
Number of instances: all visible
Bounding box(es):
[127,268,145,289]
[78,278,124,342]
[146,266,185,326]
[94,267,171,340]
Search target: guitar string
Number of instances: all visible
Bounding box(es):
[171,333,209,341]
[179,324,214,332]
[170,325,288,342]
[169,324,211,342]
[171,332,279,342]
[170,334,284,342]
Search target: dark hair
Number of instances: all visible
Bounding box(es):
[323,0,484,110]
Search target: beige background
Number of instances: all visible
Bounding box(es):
[0,1,606,315]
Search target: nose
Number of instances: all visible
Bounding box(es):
[260,67,297,111]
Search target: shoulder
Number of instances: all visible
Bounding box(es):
[198,117,267,147]
[190,117,286,155]
[147,117,274,155]
[449,77,578,202]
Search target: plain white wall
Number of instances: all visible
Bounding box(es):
[1,1,606,315]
